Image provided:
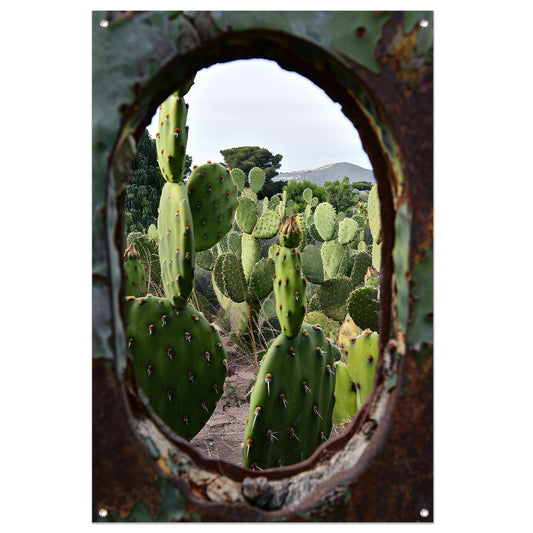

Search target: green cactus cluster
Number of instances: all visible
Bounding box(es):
[242,216,336,469]
[126,89,238,441]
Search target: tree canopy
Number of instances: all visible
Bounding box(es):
[283,180,328,213]
[220,146,285,198]
[323,176,360,213]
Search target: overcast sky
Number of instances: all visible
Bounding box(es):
[147,58,372,173]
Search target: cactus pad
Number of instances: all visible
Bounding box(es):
[273,218,307,337]
[350,251,373,288]
[155,92,189,183]
[124,243,147,297]
[345,329,379,411]
[338,217,359,245]
[157,181,195,308]
[248,258,275,302]
[126,296,227,441]
[332,361,357,427]
[252,210,281,239]
[236,197,257,234]
[347,286,379,331]
[300,245,324,284]
[241,233,261,281]
[248,167,265,193]
[230,168,246,191]
[213,251,248,303]
[242,324,336,469]
[186,162,237,251]
[321,239,345,279]
[368,184,381,242]
[314,202,337,241]
[312,276,353,322]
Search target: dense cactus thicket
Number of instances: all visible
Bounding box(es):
[124,86,382,466]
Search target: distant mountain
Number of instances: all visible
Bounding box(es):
[274,162,375,185]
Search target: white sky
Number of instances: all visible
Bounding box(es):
[147,58,372,172]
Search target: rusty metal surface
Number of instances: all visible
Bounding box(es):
[92,10,433,521]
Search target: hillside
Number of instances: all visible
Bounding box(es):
[274,162,375,185]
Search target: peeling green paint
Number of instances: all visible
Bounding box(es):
[407,245,433,347]
[210,11,391,74]
[393,203,411,333]
[143,436,161,459]
[402,11,433,56]
[97,478,193,522]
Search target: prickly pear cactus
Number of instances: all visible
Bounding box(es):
[186,162,237,251]
[155,92,189,183]
[333,329,379,426]
[314,202,337,241]
[273,216,307,338]
[124,242,147,297]
[346,329,379,411]
[157,181,195,309]
[126,296,227,441]
[332,360,357,427]
[242,323,336,469]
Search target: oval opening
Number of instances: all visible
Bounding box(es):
[124,58,384,469]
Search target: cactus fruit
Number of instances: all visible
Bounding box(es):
[273,217,307,338]
[155,92,189,183]
[124,242,147,297]
[157,181,195,309]
[186,162,238,251]
[346,329,379,411]
[347,286,379,332]
[126,296,227,441]
[242,323,336,469]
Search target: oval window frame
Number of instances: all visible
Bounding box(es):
[93,10,433,521]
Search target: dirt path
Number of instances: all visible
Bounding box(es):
[189,351,257,466]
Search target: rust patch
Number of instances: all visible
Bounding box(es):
[92,361,160,519]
